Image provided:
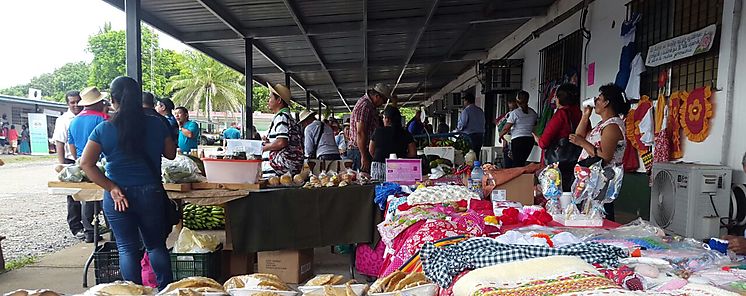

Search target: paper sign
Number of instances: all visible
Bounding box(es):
[385,159,422,185]
[28,113,49,155]
[645,24,717,67]
[587,62,595,86]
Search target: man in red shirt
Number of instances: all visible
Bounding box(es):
[349,83,390,172]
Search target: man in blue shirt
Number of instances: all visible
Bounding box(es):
[456,92,486,157]
[223,122,241,142]
[407,110,425,135]
[67,86,108,243]
[156,97,179,140]
[175,106,200,154]
[68,87,108,160]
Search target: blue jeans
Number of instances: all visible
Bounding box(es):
[348,148,361,171]
[103,183,173,290]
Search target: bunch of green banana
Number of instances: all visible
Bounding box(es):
[183,203,225,230]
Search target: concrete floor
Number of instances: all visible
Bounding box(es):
[0,240,357,294]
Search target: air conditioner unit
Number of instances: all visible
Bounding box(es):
[649,162,732,240]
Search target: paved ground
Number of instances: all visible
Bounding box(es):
[0,158,80,263]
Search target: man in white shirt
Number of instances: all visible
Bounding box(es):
[52,91,84,240]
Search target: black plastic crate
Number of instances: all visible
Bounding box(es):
[93,242,123,284]
[170,245,222,281]
[93,241,222,284]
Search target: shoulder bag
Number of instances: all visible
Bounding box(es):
[544,109,583,167]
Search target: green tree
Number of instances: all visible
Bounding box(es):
[0,62,89,101]
[87,24,182,97]
[167,51,246,124]
[252,84,270,113]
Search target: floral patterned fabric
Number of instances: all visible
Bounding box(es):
[579,117,627,166]
[472,272,617,296]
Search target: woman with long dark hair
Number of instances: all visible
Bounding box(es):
[498,91,537,168]
[368,106,417,180]
[569,83,631,221]
[80,76,176,290]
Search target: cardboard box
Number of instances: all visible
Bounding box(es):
[493,174,534,206]
[222,250,256,281]
[258,249,314,284]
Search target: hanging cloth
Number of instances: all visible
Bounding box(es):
[680,86,714,143]
[614,14,642,89]
[669,91,685,159]
[625,53,646,100]
[654,93,667,133]
[625,95,653,152]
[535,82,558,136]
[622,139,640,173]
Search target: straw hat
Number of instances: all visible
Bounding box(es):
[78,87,109,107]
[267,83,292,105]
[299,109,317,123]
[371,83,392,102]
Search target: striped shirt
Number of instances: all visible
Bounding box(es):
[268,107,292,140]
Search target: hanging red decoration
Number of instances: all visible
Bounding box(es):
[625,95,653,152]
[680,86,713,143]
[669,92,685,159]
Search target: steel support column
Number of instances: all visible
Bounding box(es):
[318,98,322,120]
[244,38,254,138]
[306,90,311,109]
[285,73,291,88]
[125,0,142,83]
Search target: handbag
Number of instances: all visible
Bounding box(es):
[544,109,582,167]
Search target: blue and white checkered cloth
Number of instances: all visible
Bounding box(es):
[420,237,628,287]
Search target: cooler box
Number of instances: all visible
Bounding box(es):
[203,159,262,184]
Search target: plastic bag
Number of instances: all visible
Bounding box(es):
[173,227,219,253]
[141,253,157,288]
[58,165,85,182]
[162,155,205,183]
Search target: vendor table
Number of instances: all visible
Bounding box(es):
[226,185,380,253]
[48,183,381,286]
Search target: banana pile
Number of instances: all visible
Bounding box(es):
[183,204,225,230]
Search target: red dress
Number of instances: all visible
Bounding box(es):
[537,106,584,160]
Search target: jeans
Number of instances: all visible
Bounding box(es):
[103,183,173,290]
[348,148,361,171]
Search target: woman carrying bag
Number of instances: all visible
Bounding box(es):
[533,83,584,191]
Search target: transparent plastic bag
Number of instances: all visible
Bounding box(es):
[162,155,206,183]
[58,165,85,182]
[173,227,219,253]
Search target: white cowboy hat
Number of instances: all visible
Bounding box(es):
[78,86,109,107]
[267,83,292,105]
[299,109,317,123]
[371,83,393,101]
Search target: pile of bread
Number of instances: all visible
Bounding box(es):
[368,272,431,294]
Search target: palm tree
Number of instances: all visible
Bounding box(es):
[167,51,245,125]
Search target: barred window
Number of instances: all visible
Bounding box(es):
[627,0,723,98]
[538,30,583,112]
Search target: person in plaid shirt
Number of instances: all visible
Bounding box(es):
[349,83,391,172]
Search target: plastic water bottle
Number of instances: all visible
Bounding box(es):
[469,161,484,199]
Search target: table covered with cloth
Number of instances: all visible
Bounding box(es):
[227,185,382,253]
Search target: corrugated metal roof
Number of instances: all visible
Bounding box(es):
[102,0,555,111]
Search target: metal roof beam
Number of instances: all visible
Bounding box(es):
[391,0,441,96]
[363,0,369,90]
[406,23,476,103]
[181,12,537,44]
[282,0,352,112]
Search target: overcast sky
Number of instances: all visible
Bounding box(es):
[0,0,190,89]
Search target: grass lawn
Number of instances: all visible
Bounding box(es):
[0,154,56,165]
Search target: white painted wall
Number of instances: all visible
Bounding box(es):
[429,0,746,181]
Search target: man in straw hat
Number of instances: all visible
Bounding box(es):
[67,86,109,243]
[262,83,304,175]
[299,109,340,160]
[349,83,390,172]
